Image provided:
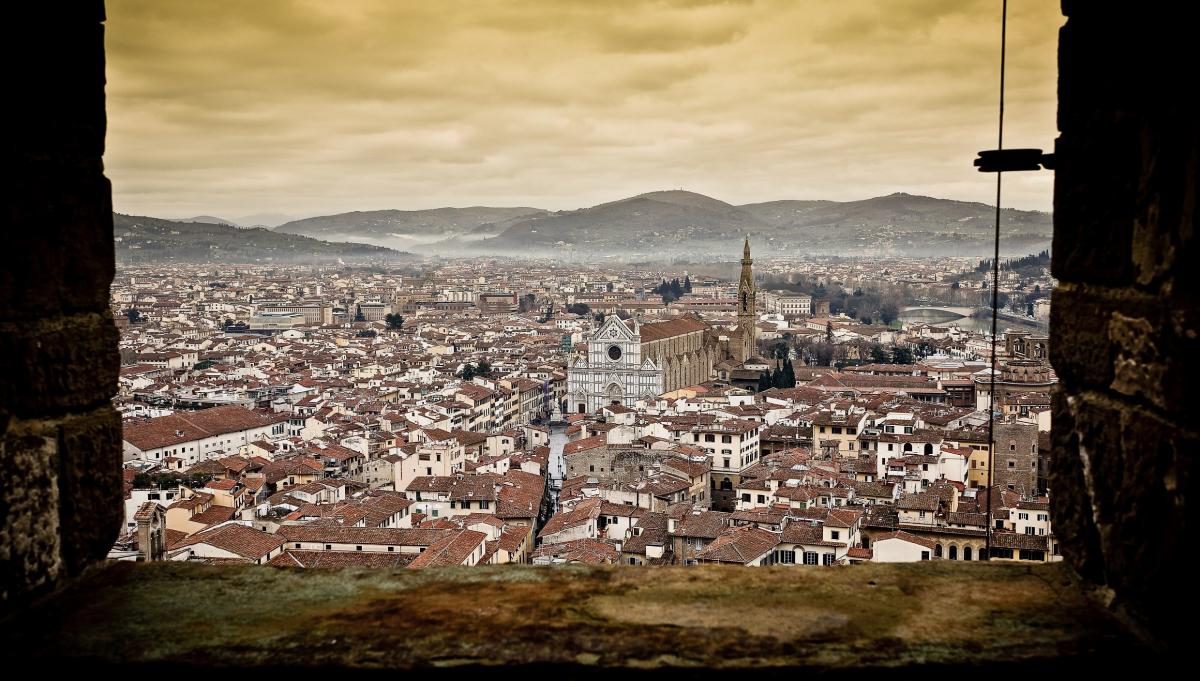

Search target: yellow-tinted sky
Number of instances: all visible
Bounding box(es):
[106,0,1063,220]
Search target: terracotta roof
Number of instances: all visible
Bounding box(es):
[123,405,288,451]
[638,316,709,342]
[267,550,416,568]
[171,524,284,560]
[873,530,936,549]
[407,529,487,568]
[696,525,779,564]
[530,538,619,564]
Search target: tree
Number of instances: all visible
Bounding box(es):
[870,345,890,364]
[951,281,961,290]
[770,341,789,360]
[814,343,835,367]
[879,303,899,325]
[566,302,591,316]
[123,308,141,323]
[892,346,914,364]
[782,358,795,388]
[683,275,692,293]
[771,366,784,388]
[384,313,405,331]
[459,363,476,381]
[476,360,491,376]
[757,371,773,392]
[825,322,834,343]
[222,317,234,329]
[354,304,365,322]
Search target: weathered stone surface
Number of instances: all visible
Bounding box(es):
[1,3,117,611]
[0,313,119,417]
[1047,390,1104,583]
[2,174,115,320]
[1053,3,1199,649]
[55,407,123,577]
[0,562,1143,671]
[0,419,61,604]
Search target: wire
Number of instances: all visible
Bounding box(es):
[984,0,1007,562]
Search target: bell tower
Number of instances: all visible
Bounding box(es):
[737,237,757,358]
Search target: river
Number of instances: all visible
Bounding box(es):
[898,308,1046,334]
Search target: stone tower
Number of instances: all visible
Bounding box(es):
[737,237,757,359]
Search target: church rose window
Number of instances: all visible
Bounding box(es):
[608,345,622,361]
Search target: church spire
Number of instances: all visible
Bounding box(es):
[737,238,757,362]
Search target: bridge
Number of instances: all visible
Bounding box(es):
[901,305,978,318]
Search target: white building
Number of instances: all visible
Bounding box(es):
[566,316,663,414]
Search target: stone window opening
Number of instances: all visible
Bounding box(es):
[0,1,1191,667]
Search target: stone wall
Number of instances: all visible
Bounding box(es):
[1050,1,1197,649]
[0,2,122,608]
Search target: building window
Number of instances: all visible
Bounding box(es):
[803,551,819,565]
[822,553,835,566]
[921,551,930,560]
[356,546,363,551]
[830,530,840,540]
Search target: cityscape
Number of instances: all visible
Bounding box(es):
[111,233,1057,568]
[3,0,1191,669]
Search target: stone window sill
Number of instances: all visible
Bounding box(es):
[0,561,1141,671]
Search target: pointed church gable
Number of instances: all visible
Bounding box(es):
[596,316,637,343]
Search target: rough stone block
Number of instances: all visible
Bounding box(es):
[1057,389,1198,644]
[1,174,114,319]
[55,407,123,577]
[0,312,119,417]
[0,418,62,605]
[1048,390,1104,583]
[1052,125,1141,286]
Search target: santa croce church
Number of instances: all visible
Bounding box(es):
[567,239,758,413]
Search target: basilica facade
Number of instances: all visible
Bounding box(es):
[566,240,759,414]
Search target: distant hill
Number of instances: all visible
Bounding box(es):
[113,214,410,263]
[174,215,239,227]
[475,191,1052,258]
[274,206,547,247]
[232,212,297,228]
[177,191,1052,259]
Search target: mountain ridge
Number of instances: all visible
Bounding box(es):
[143,191,1054,259]
[113,214,411,263]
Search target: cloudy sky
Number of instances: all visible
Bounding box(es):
[106,0,1062,221]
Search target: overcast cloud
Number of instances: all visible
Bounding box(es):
[105,0,1062,220]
